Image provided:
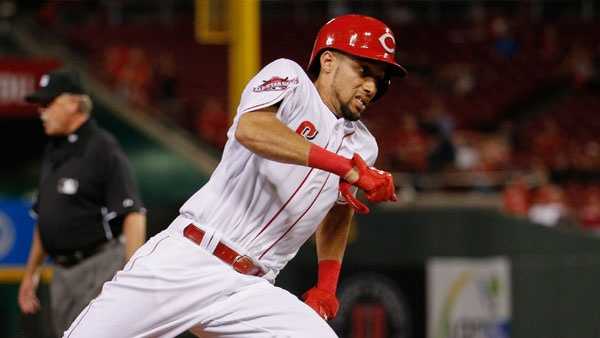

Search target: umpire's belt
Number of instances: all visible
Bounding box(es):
[52,239,117,268]
[183,224,265,277]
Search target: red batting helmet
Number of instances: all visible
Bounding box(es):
[308,14,407,100]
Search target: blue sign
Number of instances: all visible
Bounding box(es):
[0,199,35,265]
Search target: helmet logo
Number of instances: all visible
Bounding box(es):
[349,33,358,47]
[378,33,395,53]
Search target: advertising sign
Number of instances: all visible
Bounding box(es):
[332,273,412,338]
[427,257,511,338]
[0,199,34,265]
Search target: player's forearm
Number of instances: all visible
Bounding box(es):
[236,109,363,182]
[307,204,353,301]
[316,204,354,261]
[122,212,146,260]
[236,110,312,166]
[24,226,47,278]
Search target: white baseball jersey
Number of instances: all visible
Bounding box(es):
[178,58,378,279]
[63,59,379,338]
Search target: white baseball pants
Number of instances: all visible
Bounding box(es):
[62,228,337,338]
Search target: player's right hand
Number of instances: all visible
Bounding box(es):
[302,287,339,320]
[18,274,41,314]
[348,153,397,202]
[340,181,370,214]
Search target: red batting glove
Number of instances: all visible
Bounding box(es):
[303,287,339,320]
[364,170,396,202]
[302,260,341,320]
[340,181,369,214]
[306,145,397,203]
[350,153,397,203]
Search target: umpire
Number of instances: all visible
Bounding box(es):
[17,69,147,336]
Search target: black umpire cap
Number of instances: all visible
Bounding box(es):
[25,69,86,104]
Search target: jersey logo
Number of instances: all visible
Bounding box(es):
[252,76,298,92]
[378,32,396,54]
[57,178,79,195]
[40,74,50,87]
[296,121,319,140]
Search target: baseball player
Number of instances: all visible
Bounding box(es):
[63,14,406,338]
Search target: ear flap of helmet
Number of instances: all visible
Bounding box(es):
[307,49,326,78]
[373,75,391,102]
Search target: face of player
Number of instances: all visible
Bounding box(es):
[332,53,387,121]
[38,94,80,136]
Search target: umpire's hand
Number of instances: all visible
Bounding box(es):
[18,273,41,314]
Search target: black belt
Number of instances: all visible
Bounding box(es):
[52,239,117,268]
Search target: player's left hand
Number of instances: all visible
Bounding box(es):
[364,170,396,203]
[350,153,397,203]
[302,287,339,320]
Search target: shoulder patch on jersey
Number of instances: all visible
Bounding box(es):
[253,76,299,92]
[295,120,319,140]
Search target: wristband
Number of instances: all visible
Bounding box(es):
[317,260,342,293]
[308,144,353,178]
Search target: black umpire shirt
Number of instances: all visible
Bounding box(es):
[32,118,144,257]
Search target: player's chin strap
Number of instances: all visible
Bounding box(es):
[302,260,341,320]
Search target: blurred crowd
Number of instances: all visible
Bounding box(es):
[97,44,229,149]
[32,0,600,233]
[504,179,600,233]
[35,0,231,149]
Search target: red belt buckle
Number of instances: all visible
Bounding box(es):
[232,255,263,276]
